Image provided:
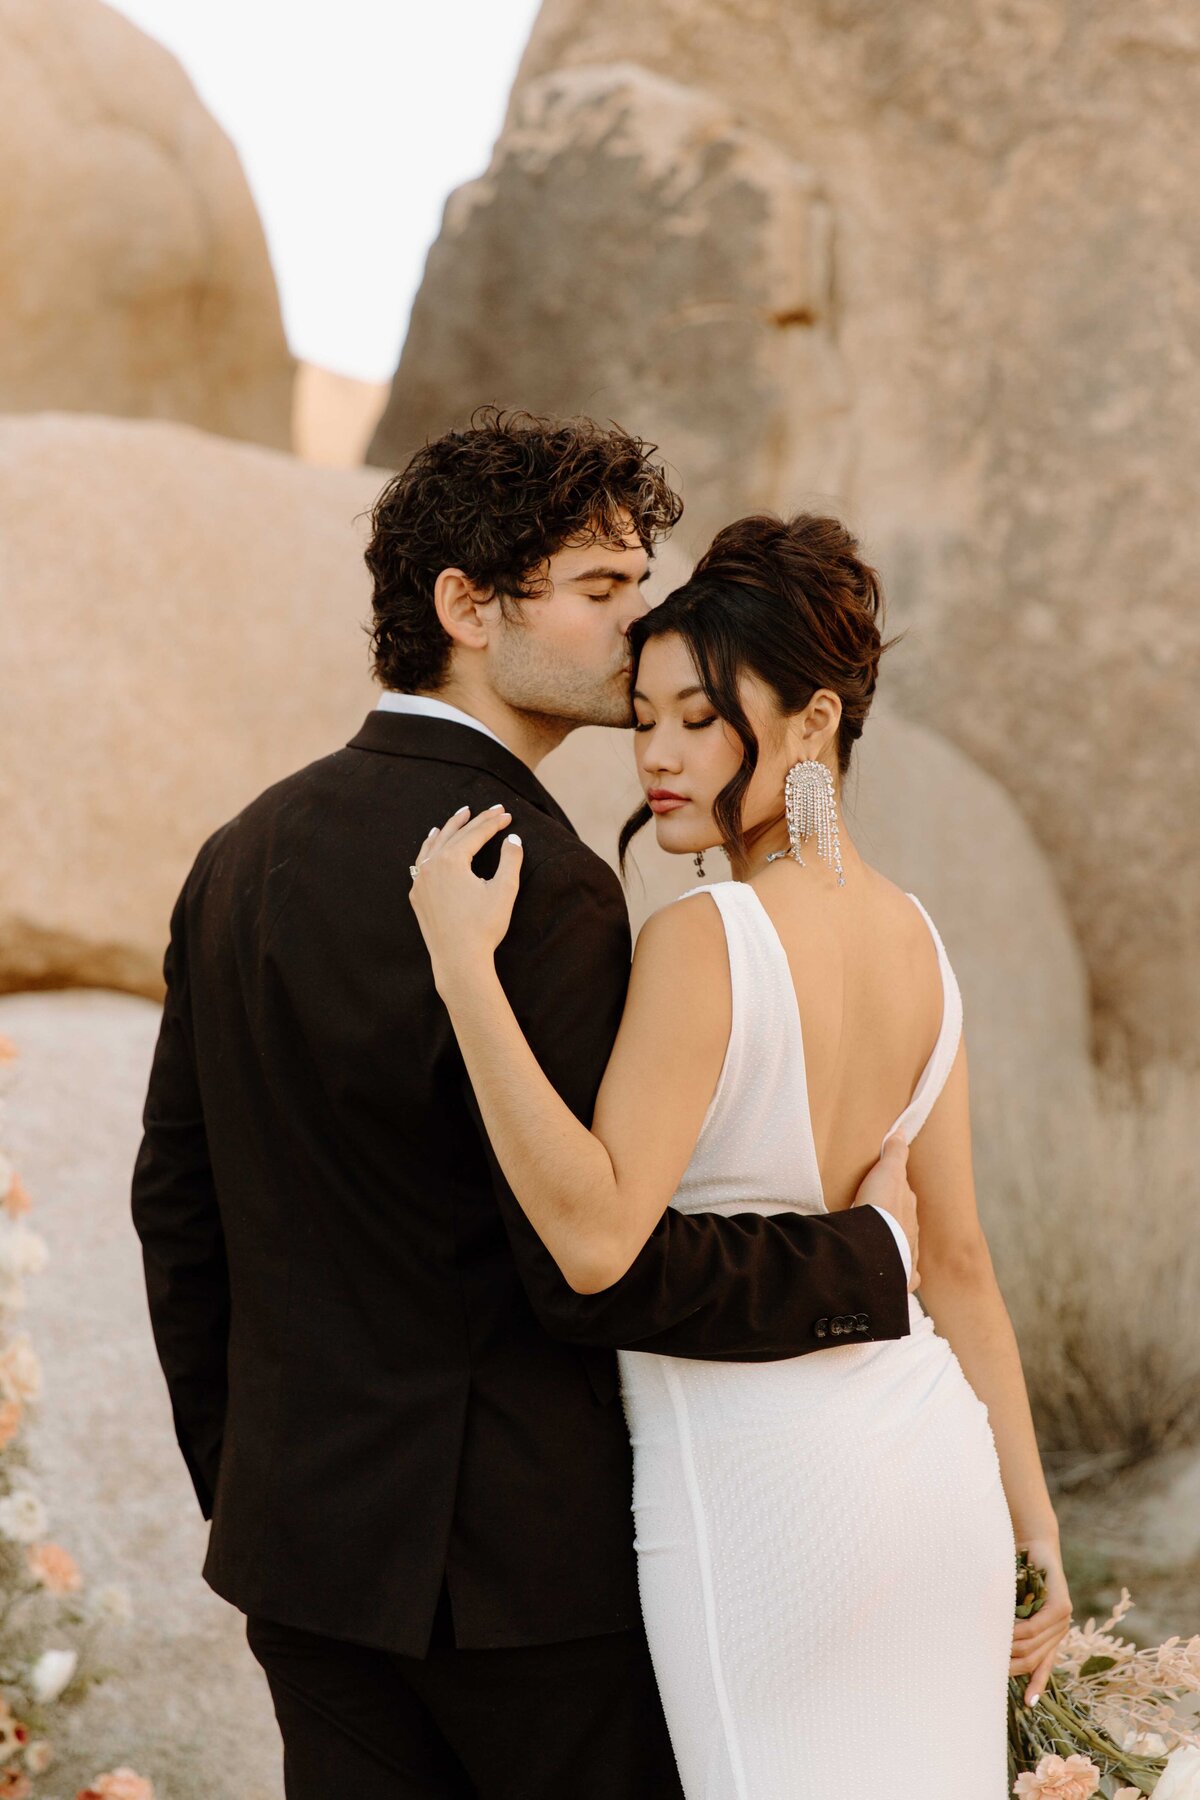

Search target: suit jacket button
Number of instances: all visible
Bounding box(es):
[814,1317,829,1339]
[856,1312,870,1332]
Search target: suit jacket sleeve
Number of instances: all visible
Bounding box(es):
[473,845,911,1357]
[130,871,230,1519]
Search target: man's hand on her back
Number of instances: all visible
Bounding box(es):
[852,1133,920,1292]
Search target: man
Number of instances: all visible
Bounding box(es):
[132,410,917,1799]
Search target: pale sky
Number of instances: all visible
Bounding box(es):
[105,0,543,382]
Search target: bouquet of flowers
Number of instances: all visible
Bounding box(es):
[0,1034,153,1799]
[1010,1551,1200,1797]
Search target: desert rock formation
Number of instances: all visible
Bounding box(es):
[375,0,1200,1072]
[0,413,382,996]
[294,363,389,469]
[0,0,293,447]
[369,63,849,552]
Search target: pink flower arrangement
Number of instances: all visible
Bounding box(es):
[0,1336,42,1405]
[3,1178,32,1221]
[76,1772,155,1800]
[26,1542,82,1595]
[0,1703,29,1761]
[1013,1754,1101,1797]
[1055,1590,1200,1756]
[0,1036,152,1797]
[0,1401,23,1451]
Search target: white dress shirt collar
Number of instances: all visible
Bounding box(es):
[375,691,508,752]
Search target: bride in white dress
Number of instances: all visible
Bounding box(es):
[408,511,1073,1797]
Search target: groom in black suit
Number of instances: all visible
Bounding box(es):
[131,411,917,1798]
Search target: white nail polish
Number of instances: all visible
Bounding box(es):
[506,834,522,846]
[1028,1692,1040,1707]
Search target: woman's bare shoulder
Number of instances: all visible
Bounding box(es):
[633,887,727,964]
[623,889,731,1048]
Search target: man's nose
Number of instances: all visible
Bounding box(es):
[620,589,652,634]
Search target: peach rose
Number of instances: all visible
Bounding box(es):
[0,1401,22,1451]
[0,1336,41,1404]
[27,1542,82,1594]
[3,1179,31,1221]
[1013,1754,1101,1799]
[22,1742,52,1774]
[0,1773,30,1799]
[77,1770,154,1800]
[0,1038,18,1066]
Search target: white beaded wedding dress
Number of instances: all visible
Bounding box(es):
[618,880,1015,1799]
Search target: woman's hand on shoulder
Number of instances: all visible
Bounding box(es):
[407,803,524,994]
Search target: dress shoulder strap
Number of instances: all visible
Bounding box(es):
[671,881,800,1134]
[880,894,965,1149]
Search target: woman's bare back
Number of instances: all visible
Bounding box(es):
[742,860,945,1212]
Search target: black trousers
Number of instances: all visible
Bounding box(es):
[245,1586,684,1800]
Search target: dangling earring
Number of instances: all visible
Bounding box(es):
[766,759,845,887]
[693,850,707,880]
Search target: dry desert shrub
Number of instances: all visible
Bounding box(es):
[976,1062,1200,1474]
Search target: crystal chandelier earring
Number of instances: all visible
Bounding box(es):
[766,759,844,887]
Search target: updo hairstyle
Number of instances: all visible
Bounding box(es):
[619,512,901,871]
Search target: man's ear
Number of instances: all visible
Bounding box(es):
[433,568,495,652]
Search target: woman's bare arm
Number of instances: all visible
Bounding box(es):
[421,814,732,1293]
[907,1034,1071,1702]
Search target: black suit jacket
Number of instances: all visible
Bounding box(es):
[131,711,910,1654]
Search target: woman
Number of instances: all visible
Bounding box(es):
[407,513,1071,1797]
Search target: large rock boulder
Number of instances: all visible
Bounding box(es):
[0,0,293,447]
[368,63,850,552]
[0,414,382,996]
[293,362,389,468]
[0,990,282,1797]
[381,0,1200,1072]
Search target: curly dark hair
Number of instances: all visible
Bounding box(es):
[364,408,684,693]
[619,512,903,872]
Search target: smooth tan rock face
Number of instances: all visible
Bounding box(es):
[382,0,1200,1070]
[0,991,283,1797]
[368,63,850,551]
[541,703,1093,1166]
[0,414,382,996]
[0,0,293,447]
[293,362,389,469]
